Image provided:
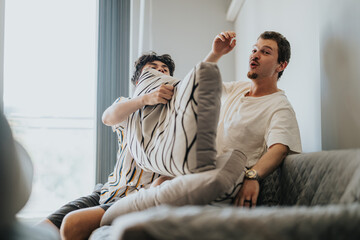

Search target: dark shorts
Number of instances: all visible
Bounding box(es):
[47,185,114,229]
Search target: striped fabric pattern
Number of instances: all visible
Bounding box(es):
[127,62,222,177]
[99,97,160,204]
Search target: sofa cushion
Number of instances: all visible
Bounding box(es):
[126,62,222,176]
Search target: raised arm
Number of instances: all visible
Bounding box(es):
[204,31,236,63]
[102,84,174,126]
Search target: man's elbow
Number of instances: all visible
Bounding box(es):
[270,143,289,159]
[102,112,110,126]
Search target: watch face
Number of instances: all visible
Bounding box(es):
[247,170,256,178]
[245,169,258,179]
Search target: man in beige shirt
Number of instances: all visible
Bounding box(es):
[205,31,302,207]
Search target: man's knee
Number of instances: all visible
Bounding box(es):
[60,211,82,240]
[60,207,105,240]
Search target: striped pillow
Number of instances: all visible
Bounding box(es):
[99,114,161,204]
[127,62,222,176]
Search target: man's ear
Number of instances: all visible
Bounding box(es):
[277,61,288,73]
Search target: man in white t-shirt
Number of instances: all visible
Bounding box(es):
[204,31,302,208]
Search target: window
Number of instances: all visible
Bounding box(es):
[3,0,97,219]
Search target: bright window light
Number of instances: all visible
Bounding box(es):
[3,0,97,219]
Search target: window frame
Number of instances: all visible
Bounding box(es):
[0,0,130,188]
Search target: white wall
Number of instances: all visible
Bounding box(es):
[131,0,235,83]
[319,0,360,150]
[234,0,321,152]
[233,0,360,152]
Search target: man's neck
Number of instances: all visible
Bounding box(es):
[246,77,279,97]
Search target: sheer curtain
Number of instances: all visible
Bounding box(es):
[3,0,97,218]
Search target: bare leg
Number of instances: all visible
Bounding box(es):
[150,176,173,188]
[60,206,105,240]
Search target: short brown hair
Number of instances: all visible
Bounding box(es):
[131,52,175,85]
[259,31,291,79]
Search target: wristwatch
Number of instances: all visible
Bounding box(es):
[245,169,260,182]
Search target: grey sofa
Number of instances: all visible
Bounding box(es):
[0,113,60,240]
[90,149,360,240]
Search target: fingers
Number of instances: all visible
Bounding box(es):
[251,195,257,209]
[153,93,171,104]
[148,84,174,105]
[158,84,174,100]
[234,194,244,207]
[230,38,236,49]
[235,192,251,208]
[155,95,169,104]
[234,195,252,208]
[217,31,236,42]
[233,180,258,208]
[244,199,252,208]
[236,198,252,208]
[161,84,174,91]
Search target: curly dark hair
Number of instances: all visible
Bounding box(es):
[259,31,291,79]
[131,51,175,85]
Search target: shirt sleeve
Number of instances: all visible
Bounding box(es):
[111,97,130,132]
[266,108,302,153]
[222,81,238,96]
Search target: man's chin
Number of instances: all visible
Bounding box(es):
[247,71,258,79]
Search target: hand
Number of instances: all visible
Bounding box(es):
[212,31,236,58]
[234,179,259,208]
[150,176,173,188]
[143,84,174,105]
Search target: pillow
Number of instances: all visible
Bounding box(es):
[126,62,222,176]
[100,149,247,226]
[99,114,161,205]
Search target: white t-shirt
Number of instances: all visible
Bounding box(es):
[216,81,302,168]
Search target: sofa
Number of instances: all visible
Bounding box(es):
[90,148,360,240]
[0,113,60,240]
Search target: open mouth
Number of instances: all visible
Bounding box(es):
[250,61,259,69]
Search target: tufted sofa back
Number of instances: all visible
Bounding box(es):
[258,149,360,206]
